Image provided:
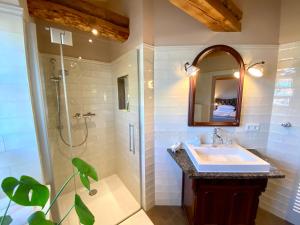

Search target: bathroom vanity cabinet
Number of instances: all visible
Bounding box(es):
[167,148,285,225]
[183,175,267,225]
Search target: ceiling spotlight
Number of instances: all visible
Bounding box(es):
[184,62,200,76]
[247,61,265,78]
[88,38,93,43]
[91,29,98,36]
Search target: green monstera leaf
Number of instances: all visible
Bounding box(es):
[27,211,56,225]
[1,176,49,208]
[75,194,94,225]
[72,158,98,191]
[0,215,12,225]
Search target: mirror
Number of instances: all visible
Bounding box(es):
[188,45,245,126]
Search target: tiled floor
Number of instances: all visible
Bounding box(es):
[146,206,293,225]
[120,210,154,225]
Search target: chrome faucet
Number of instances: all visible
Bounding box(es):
[213,128,224,145]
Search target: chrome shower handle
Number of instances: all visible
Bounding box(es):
[83,112,96,118]
[129,124,135,154]
[281,122,292,128]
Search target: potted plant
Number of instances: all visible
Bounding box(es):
[0,158,98,225]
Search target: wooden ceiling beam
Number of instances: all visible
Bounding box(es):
[220,0,243,20]
[169,0,242,32]
[27,0,129,42]
[47,0,129,28]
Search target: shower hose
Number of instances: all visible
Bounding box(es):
[55,81,89,147]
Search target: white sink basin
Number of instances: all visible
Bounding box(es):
[185,143,270,173]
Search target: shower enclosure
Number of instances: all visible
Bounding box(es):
[32,25,142,224]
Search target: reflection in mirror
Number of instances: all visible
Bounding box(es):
[194,51,239,123]
[189,45,245,126]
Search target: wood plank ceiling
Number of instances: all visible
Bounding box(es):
[169,0,243,32]
[27,0,129,42]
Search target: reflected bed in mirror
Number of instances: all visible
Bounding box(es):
[188,45,245,126]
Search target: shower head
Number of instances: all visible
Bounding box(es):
[89,189,98,196]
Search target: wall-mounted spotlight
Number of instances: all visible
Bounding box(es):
[247,61,265,78]
[233,71,240,79]
[184,62,200,76]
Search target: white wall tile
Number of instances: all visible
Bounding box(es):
[0,10,42,199]
[112,48,141,204]
[260,41,300,221]
[141,45,155,210]
[41,54,116,193]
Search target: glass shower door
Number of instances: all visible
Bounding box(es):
[38,31,79,222]
[34,24,142,224]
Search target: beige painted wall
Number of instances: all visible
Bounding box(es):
[108,0,154,60]
[143,0,154,45]
[27,0,287,61]
[108,0,143,60]
[154,0,281,46]
[279,0,300,43]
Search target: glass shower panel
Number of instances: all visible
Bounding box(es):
[35,23,141,224]
[39,53,77,221]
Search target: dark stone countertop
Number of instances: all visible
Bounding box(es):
[167,148,285,179]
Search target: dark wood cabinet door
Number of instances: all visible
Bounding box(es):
[182,173,267,225]
[227,190,256,225]
[195,189,227,225]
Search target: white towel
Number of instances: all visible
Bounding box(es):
[169,142,182,153]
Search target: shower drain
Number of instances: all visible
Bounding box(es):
[89,189,98,196]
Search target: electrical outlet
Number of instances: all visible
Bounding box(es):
[245,123,260,131]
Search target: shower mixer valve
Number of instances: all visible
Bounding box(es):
[83,112,96,118]
[73,112,96,119]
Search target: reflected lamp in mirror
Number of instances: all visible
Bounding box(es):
[185,62,200,76]
[188,45,245,127]
[247,61,265,77]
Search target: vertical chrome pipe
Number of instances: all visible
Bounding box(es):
[59,33,73,150]
[59,33,78,196]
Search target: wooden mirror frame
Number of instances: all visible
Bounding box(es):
[188,45,245,127]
